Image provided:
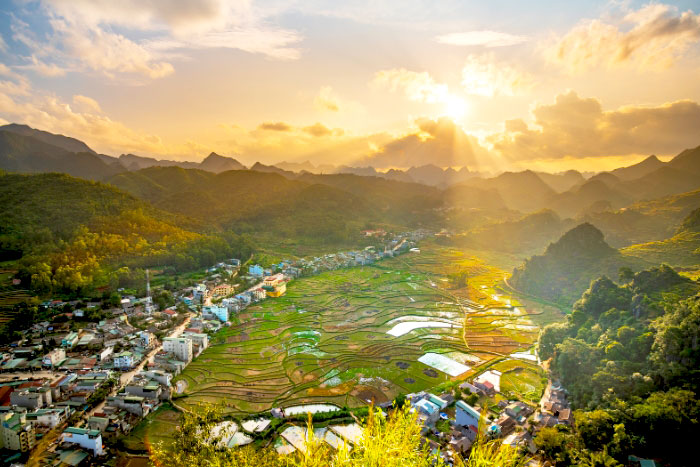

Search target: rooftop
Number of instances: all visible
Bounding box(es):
[65,426,101,437]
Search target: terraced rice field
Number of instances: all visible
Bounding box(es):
[0,270,33,326]
[491,359,546,404]
[123,403,180,451]
[175,245,543,416]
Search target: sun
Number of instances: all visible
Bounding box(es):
[443,95,467,121]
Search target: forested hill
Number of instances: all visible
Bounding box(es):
[509,223,644,305]
[106,166,441,233]
[0,130,122,180]
[2,168,436,295]
[621,207,700,268]
[0,171,144,255]
[535,265,700,466]
[0,171,253,294]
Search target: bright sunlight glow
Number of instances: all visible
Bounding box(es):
[443,95,467,121]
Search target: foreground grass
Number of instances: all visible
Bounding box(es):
[150,405,527,467]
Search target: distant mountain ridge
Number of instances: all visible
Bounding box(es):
[1,123,699,218]
[0,123,252,176]
[609,155,665,180]
[0,123,96,154]
[198,152,246,173]
[0,130,122,180]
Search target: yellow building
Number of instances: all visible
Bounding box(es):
[0,411,36,451]
[211,283,236,298]
[263,274,287,297]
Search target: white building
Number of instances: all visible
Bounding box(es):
[97,346,113,362]
[26,407,69,428]
[139,331,156,349]
[42,348,65,367]
[61,427,104,455]
[143,369,172,387]
[113,351,135,369]
[182,332,208,356]
[162,337,193,363]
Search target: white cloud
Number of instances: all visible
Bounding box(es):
[314,86,341,112]
[436,30,528,47]
[372,68,449,103]
[24,55,67,77]
[461,53,534,97]
[0,72,167,155]
[544,3,700,72]
[72,95,102,114]
[20,0,303,80]
[50,18,175,79]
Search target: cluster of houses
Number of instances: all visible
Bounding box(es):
[0,306,186,375]
[0,232,439,463]
[533,380,572,428]
[0,370,112,459]
[185,234,424,320]
[400,368,572,463]
[404,385,538,463]
[0,284,218,464]
[0,322,208,464]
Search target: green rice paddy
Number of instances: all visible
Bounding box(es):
[174,244,545,416]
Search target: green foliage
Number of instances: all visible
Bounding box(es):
[150,404,526,467]
[534,426,574,465]
[510,223,642,306]
[649,295,700,390]
[448,270,469,289]
[536,264,700,465]
[0,171,255,296]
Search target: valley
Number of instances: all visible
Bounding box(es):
[0,126,698,466]
[126,243,553,448]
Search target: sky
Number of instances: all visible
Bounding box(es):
[0,0,699,173]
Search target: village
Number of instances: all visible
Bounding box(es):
[0,229,571,466]
[268,369,572,464]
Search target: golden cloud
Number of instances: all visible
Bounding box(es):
[314,86,341,112]
[360,117,489,168]
[303,122,335,137]
[545,3,700,72]
[489,91,700,160]
[258,121,293,131]
[0,73,167,155]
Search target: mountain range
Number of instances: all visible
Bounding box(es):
[0,124,246,177]
[2,123,700,239]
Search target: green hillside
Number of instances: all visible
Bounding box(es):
[107,167,439,242]
[510,223,645,305]
[0,172,252,294]
[536,265,700,466]
[580,188,700,247]
[460,170,556,213]
[0,130,122,180]
[621,207,700,268]
[457,209,574,254]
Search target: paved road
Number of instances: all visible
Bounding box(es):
[83,313,192,419]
